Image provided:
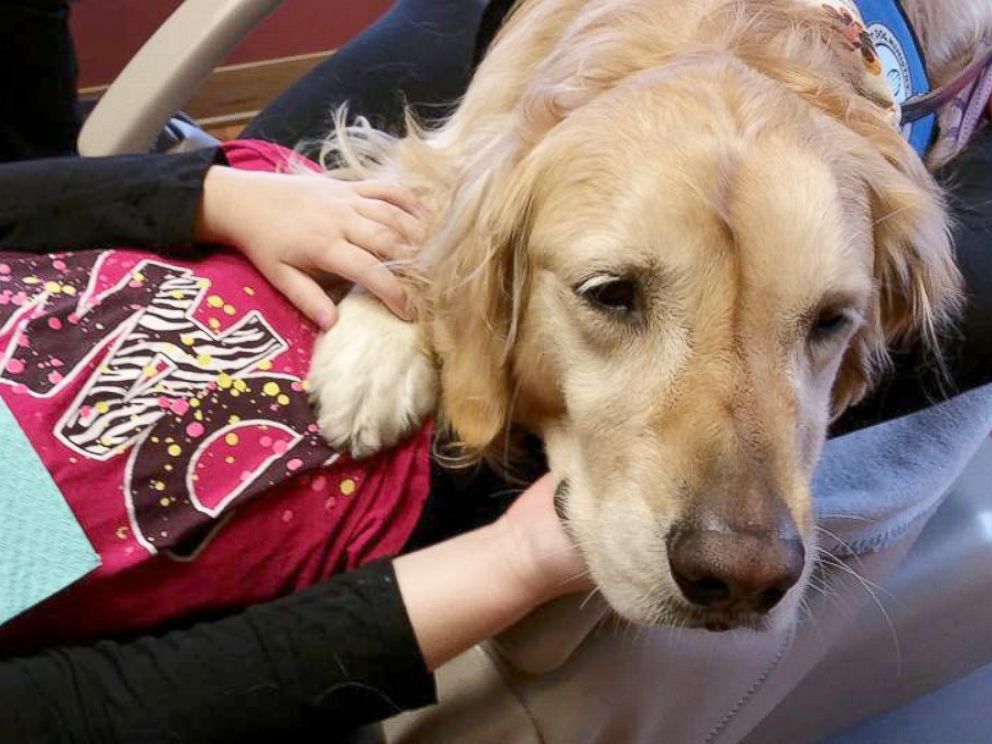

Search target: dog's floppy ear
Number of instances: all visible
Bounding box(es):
[723,2,962,412]
[428,140,539,458]
[832,131,963,413]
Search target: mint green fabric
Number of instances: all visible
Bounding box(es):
[0,397,100,627]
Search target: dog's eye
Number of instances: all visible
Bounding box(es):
[576,275,640,316]
[809,310,853,343]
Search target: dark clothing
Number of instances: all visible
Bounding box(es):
[242,0,486,160]
[0,1,80,161]
[0,561,434,744]
[0,148,221,251]
[475,0,518,69]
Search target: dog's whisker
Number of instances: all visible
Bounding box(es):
[579,586,603,612]
[816,513,878,524]
[814,527,875,579]
[559,567,594,587]
[807,557,866,623]
[817,550,892,601]
[813,524,860,555]
[816,553,902,673]
[803,571,852,620]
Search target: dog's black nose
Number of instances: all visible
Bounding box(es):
[667,523,804,614]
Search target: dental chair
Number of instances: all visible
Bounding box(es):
[77,0,281,156]
[79,2,992,741]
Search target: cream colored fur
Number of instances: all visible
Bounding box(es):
[309,0,987,629]
[310,291,436,459]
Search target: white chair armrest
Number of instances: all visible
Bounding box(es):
[78,0,285,156]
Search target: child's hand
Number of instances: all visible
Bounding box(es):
[497,475,594,603]
[196,165,425,329]
[393,474,593,671]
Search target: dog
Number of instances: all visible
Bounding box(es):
[308,0,991,632]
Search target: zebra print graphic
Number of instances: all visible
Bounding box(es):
[54,260,287,460]
[1,250,339,557]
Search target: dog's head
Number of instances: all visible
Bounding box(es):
[417,5,960,631]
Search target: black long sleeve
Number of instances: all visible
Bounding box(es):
[0,560,436,743]
[0,147,223,252]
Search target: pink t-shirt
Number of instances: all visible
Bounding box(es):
[0,141,431,653]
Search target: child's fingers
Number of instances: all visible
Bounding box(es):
[313,244,411,321]
[354,199,426,247]
[344,216,412,262]
[355,181,424,218]
[270,264,339,330]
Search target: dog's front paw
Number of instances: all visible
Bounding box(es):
[308,293,437,459]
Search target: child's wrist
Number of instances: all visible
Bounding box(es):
[489,518,565,609]
[195,165,241,246]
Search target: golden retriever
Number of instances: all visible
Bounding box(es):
[308,0,990,631]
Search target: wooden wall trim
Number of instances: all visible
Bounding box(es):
[80,51,334,133]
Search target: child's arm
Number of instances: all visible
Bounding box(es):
[0,148,223,251]
[0,475,589,742]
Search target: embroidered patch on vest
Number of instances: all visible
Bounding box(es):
[856,0,936,154]
[868,23,911,101]
[796,0,936,156]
